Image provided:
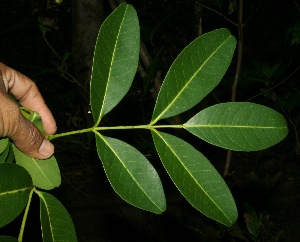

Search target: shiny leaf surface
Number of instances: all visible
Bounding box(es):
[90,3,140,125]
[37,191,77,242]
[13,145,61,190]
[184,102,288,151]
[151,28,236,123]
[0,163,33,228]
[152,130,237,226]
[95,132,166,214]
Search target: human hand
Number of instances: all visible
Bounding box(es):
[0,62,56,159]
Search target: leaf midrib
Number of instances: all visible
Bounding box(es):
[0,187,32,196]
[95,132,162,212]
[152,34,232,124]
[96,5,128,126]
[30,157,54,186]
[153,130,231,223]
[38,193,55,241]
[184,124,287,129]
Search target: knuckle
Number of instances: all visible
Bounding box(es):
[0,101,21,137]
[0,101,44,154]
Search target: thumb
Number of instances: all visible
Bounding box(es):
[4,103,54,159]
[12,115,54,159]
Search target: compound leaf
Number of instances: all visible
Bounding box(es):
[12,145,61,190]
[90,3,140,125]
[151,28,236,124]
[152,130,237,226]
[95,132,166,214]
[37,191,77,242]
[0,163,33,228]
[184,102,288,151]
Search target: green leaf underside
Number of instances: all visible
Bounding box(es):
[37,191,77,242]
[151,130,237,226]
[94,132,166,214]
[184,102,288,151]
[0,163,33,228]
[90,3,140,125]
[151,28,236,123]
[12,145,61,190]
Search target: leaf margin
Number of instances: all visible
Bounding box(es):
[151,129,237,226]
[94,131,166,214]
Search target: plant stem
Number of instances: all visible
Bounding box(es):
[18,188,35,242]
[231,0,244,103]
[224,0,244,177]
[48,127,93,140]
[200,4,238,27]
[48,124,184,140]
[42,31,88,95]
[246,64,300,101]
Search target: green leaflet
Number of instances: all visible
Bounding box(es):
[0,163,33,228]
[95,132,166,214]
[184,102,288,151]
[90,3,140,125]
[151,28,236,124]
[37,191,77,242]
[152,130,237,226]
[12,145,61,190]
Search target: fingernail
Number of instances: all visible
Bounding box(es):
[39,139,54,158]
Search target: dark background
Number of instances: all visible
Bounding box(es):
[1,0,300,241]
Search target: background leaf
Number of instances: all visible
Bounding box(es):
[37,191,77,242]
[12,145,61,190]
[0,142,14,163]
[0,139,14,163]
[0,138,8,155]
[0,236,18,242]
[90,3,140,125]
[184,102,288,151]
[151,28,236,124]
[0,163,33,228]
[143,45,165,93]
[152,130,237,226]
[0,142,10,163]
[95,132,166,214]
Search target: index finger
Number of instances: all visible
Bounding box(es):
[0,63,57,135]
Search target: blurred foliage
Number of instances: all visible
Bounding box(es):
[287,20,300,45]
